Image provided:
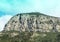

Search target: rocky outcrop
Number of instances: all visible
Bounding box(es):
[3,12,60,32]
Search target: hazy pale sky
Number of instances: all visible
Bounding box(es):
[0,0,60,31]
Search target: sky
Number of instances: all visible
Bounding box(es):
[0,0,60,31]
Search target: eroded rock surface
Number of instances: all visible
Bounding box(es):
[4,12,60,32]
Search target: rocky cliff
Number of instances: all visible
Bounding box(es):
[3,12,60,32]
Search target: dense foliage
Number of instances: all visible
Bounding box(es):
[0,31,60,42]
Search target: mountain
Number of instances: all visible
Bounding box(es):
[0,12,60,42]
[3,12,60,32]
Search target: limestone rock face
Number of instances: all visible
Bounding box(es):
[3,12,60,32]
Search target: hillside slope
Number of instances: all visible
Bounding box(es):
[3,12,60,32]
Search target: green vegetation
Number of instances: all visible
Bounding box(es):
[0,31,60,42]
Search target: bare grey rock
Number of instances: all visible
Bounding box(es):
[3,12,60,32]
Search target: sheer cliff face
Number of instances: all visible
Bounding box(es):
[4,12,60,32]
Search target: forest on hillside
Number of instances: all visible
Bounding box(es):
[0,31,60,42]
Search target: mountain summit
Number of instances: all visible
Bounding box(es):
[3,12,60,32]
